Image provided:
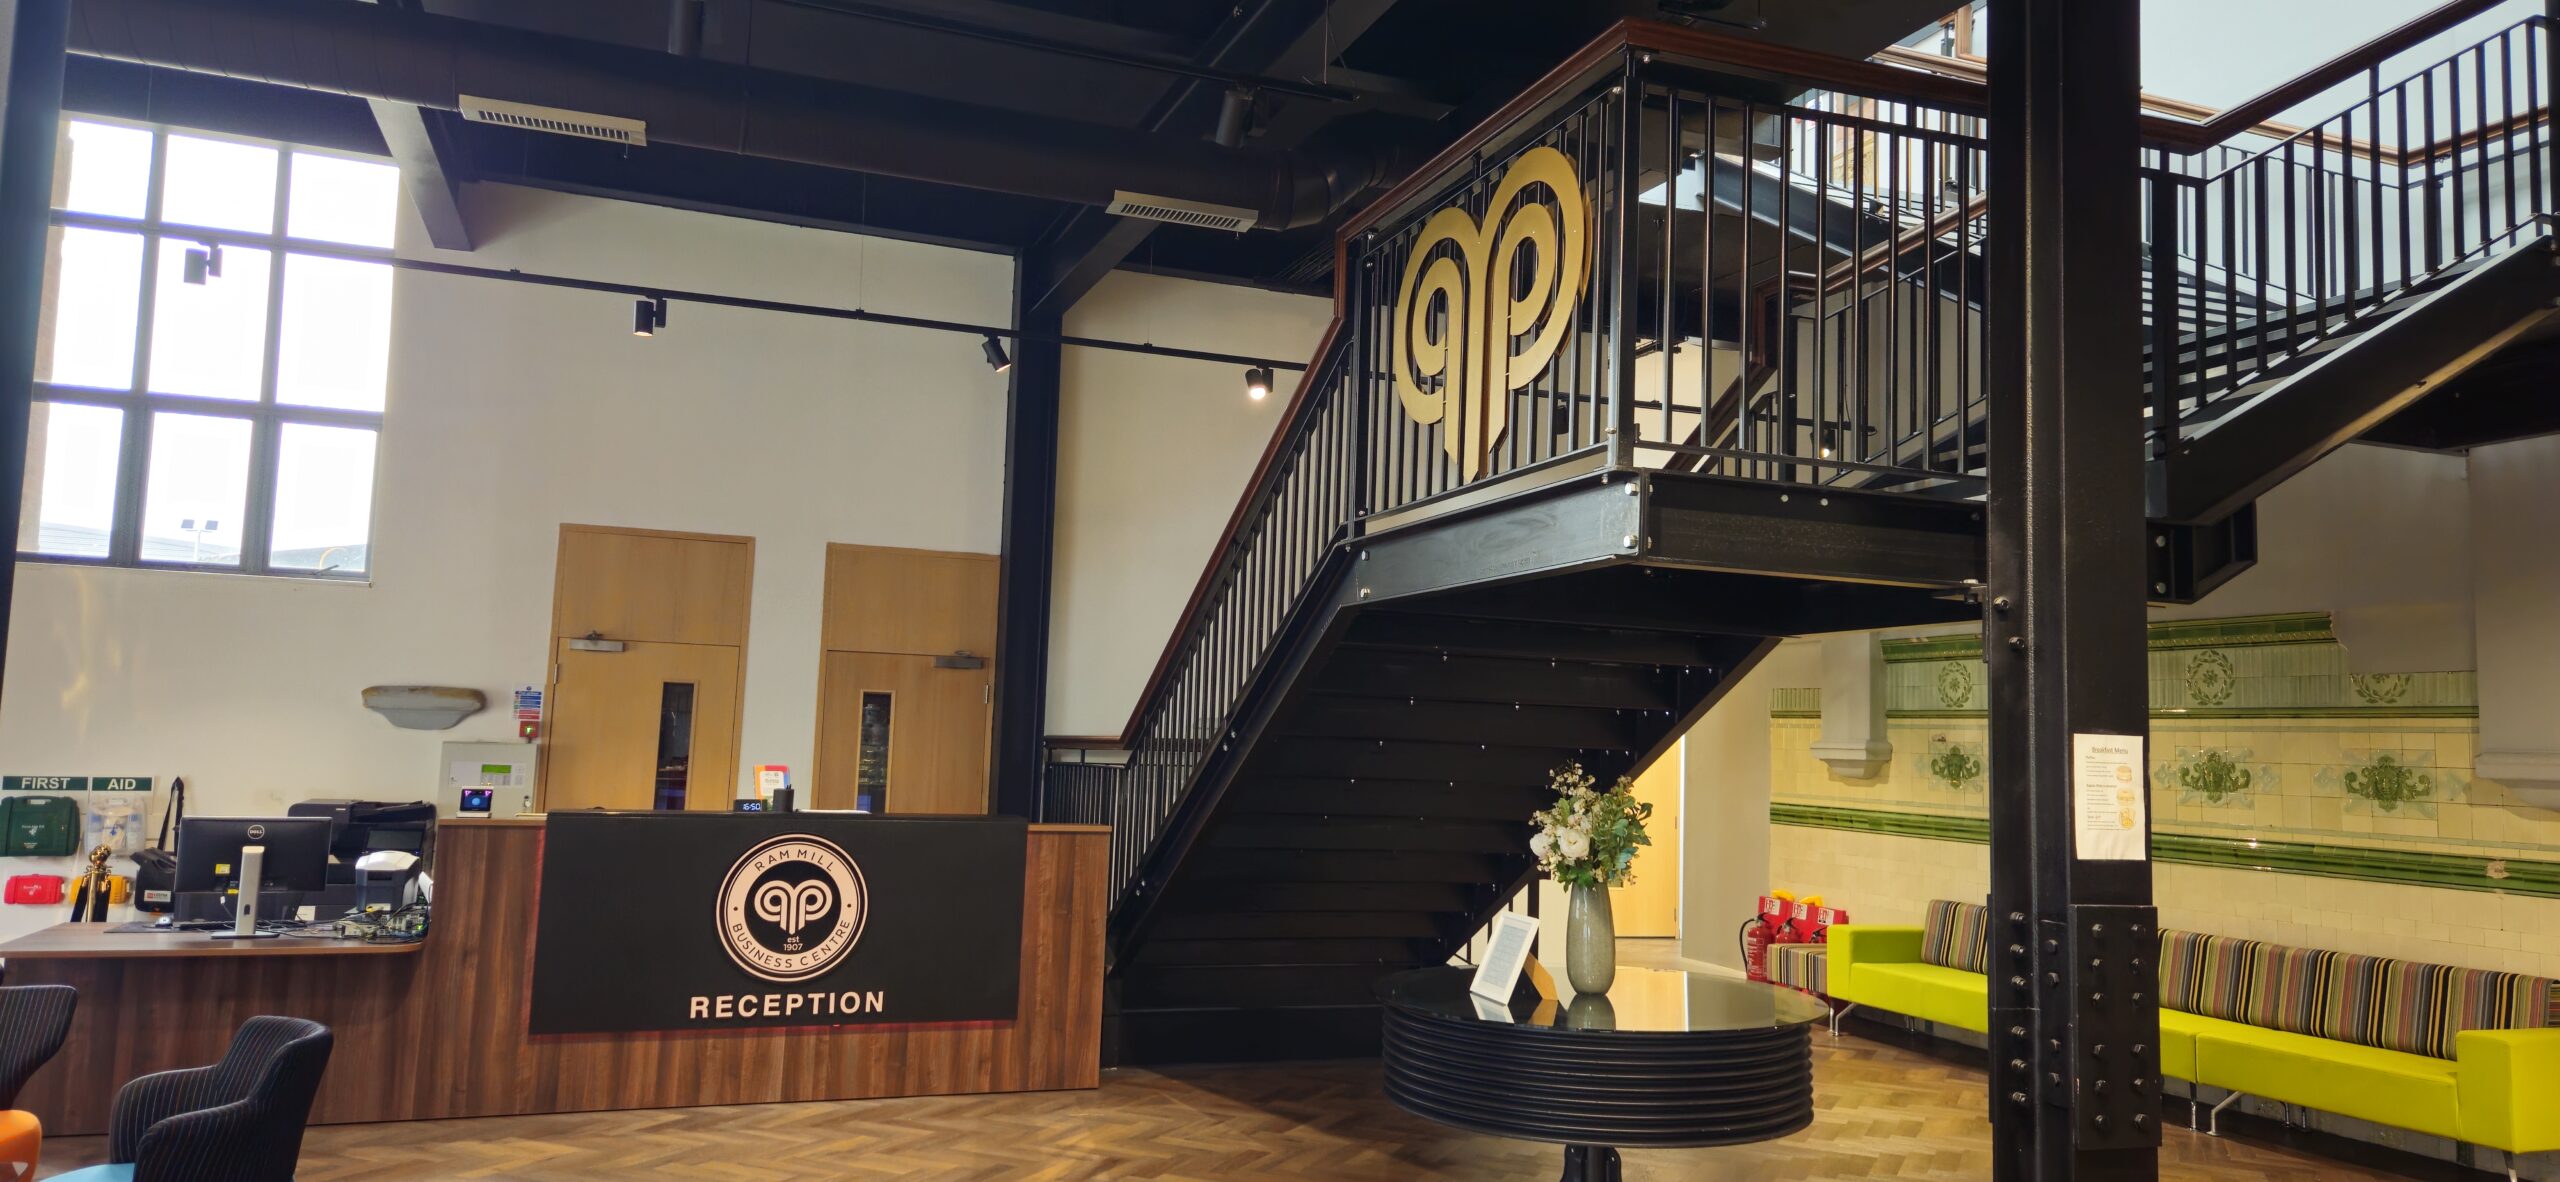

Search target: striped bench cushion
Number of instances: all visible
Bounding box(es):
[2159,928,2560,1061]
[1920,899,1991,975]
[1768,942,1830,996]
[2158,928,2257,1024]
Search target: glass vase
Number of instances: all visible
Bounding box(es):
[1566,883,1616,994]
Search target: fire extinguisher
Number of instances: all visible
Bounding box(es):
[1740,891,1793,982]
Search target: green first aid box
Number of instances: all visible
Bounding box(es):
[1,796,80,857]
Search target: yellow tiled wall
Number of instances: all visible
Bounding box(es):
[1767,613,2560,978]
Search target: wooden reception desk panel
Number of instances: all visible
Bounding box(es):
[4,821,1109,1135]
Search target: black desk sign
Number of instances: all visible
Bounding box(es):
[527,813,1028,1036]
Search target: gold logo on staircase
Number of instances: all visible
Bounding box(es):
[1391,145,1591,480]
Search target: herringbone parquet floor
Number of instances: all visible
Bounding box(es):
[37,1036,2419,1181]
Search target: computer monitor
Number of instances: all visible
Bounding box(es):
[176,817,332,939]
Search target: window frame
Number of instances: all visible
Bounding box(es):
[27,118,393,581]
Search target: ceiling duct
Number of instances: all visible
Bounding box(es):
[64,0,1402,231]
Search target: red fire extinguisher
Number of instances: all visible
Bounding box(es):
[1740,892,1793,982]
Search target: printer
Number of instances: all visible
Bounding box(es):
[287,799,435,912]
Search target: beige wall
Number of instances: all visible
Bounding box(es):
[2,183,1013,941]
[2156,443,2474,671]
[1676,638,1816,970]
[1671,442,2527,971]
[1772,826,2560,979]
[1044,270,1331,739]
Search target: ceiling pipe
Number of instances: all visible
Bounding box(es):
[65,0,1394,230]
[665,0,703,56]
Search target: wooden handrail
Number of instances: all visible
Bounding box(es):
[2195,0,2505,142]
[1108,281,1347,746]
[1088,3,2530,749]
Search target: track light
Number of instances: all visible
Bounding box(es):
[182,243,222,285]
[633,297,667,337]
[1245,366,1273,401]
[1818,427,1839,460]
[980,334,1013,373]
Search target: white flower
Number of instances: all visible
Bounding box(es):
[1529,831,1554,860]
[1556,828,1591,859]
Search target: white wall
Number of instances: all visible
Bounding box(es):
[1677,637,1817,970]
[2157,443,2476,671]
[0,183,1013,938]
[2471,435,2560,790]
[2138,0,2538,118]
[1045,270,1331,739]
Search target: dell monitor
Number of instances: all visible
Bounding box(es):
[176,817,332,939]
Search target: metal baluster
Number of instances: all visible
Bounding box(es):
[1778,109,1795,482]
[2148,166,2175,457]
[1952,142,1971,476]
[2424,68,2441,273]
[1913,113,1934,474]
[2474,43,2490,255]
[2502,31,2520,246]
[1662,88,1680,457]
[1883,110,1907,476]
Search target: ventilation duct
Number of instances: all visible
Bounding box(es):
[65,0,1403,231]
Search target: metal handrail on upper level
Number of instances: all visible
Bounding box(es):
[2143,16,2556,451]
[1045,13,2560,917]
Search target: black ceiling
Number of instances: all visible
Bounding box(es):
[62,0,1953,300]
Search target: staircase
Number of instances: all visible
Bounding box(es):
[1047,12,2560,1064]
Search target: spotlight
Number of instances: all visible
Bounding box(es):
[633,297,667,337]
[1245,366,1273,401]
[1817,427,1839,460]
[980,334,1013,373]
[182,247,210,285]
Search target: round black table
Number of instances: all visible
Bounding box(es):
[1377,966,1824,1181]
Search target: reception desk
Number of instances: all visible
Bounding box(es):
[0,819,1107,1135]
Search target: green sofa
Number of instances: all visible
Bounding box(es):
[1828,901,2560,1177]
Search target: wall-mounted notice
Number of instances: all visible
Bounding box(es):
[2073,732,2148,862]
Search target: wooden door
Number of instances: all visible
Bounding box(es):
[812,651,991,814]
[540,525,754,811]
[545,639,743,812]
[1611,747,1681,936]
[811,544,998,814]
[820,544,998,658]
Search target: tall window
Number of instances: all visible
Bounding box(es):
[24,119,397,577]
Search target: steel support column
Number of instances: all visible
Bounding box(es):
[0,0,73,689]
[1983,1,2159,1179]
[990,267,1062,818]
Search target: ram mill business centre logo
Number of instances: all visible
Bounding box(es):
[716,833,869,983]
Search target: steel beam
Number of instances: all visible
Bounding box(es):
[369,0,472,250]
[0,0,72,691]
[990,274,1063,818]
[1983,1,2160,1179]
[370,101,474,250]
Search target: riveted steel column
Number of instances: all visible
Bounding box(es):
[0,0,72,689]
[1984,0,2159,1178]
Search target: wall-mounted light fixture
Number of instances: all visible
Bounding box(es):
[1244,366,1274,401]
[980,334,1013,373]
[632,296,667,336]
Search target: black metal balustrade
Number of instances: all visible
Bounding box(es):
[1044,18,2559,916]
[2143,16,2554,454]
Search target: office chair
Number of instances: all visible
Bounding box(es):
[0,984,78,1179]
[52,1015,333,1182]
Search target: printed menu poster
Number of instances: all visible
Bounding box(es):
[2072,732,2148,862]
